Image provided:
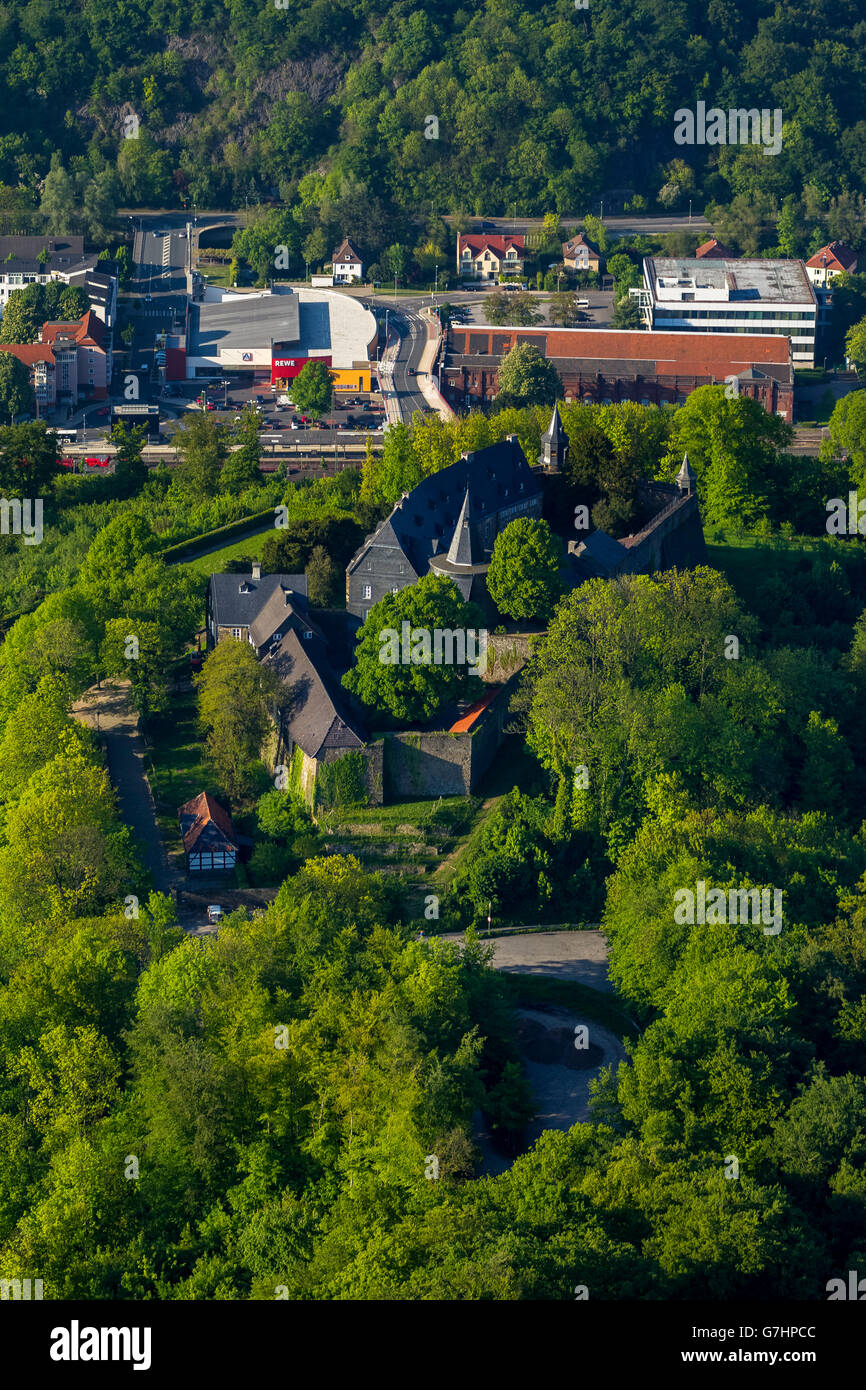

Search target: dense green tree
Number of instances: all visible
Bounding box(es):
[305,544,340,606]
[289,360,334,420]
[486,517,562,623]
[175,413,228,502]
[496,343,561,409]
[343,572,485,722]
[197,639,281,799]
[0,351,33,422]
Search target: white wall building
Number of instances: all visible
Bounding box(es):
[331,238,364,283]
[633,257,817,367]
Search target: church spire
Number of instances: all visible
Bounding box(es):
[539,402,568,472]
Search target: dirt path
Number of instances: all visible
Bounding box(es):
[72,680,179,898]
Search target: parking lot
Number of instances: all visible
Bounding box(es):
[157,375,387,439]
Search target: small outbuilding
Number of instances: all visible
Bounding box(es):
[178,791,240,873]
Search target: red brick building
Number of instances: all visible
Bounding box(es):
[439,326,794,421]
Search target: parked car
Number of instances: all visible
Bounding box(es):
[255,394,264,403]
[190,651,203,672]
[206,905,223,925]
[290,420,300,429]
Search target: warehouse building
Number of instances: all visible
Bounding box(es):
[439,326,794,421]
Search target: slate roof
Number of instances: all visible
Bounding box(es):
[572,529,629,578]
[248,588,323,651]
[209,572,308,630]
[0,235,96,277]
[178,792,239,853]
[544,402,567,445]
[264,627,366,759]
[347,437,542,579]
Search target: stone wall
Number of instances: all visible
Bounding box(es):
[378,680,512,799]
[484,631,534,683]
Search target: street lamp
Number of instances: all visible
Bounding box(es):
[688,200,692,225]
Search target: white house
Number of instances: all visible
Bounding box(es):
[331,238,364,283]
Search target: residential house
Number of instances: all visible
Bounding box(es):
[178,791,241,872]
[694,238,736,260]
[331,238,364,283]
[206,563,309,649]
[561,232,603,274]
[0,342,58,412]
[805,242,858,288]
[345,436,544,619]
[457,234,525,281]
[264,626,369,803]
[42,311,108,400]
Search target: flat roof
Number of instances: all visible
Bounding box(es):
[646,257,815,305]
[195,290,300,354]
[191,288,376,368]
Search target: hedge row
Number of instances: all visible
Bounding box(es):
[160,509,277,563]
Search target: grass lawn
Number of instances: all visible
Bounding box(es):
[181,530,271,579]
[144,689,218,859]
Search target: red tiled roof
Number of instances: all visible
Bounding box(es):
[805,241,858,274]
[695,238,736,259]
[42,310,105,347]
[458,234,526,256]
[0,343,54,365]
[449,326,791,374]
[178,791,238,852]
[448,685,502,733]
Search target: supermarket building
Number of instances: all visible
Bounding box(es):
[180,287,377,393]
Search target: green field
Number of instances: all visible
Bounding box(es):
[180,529,271,579]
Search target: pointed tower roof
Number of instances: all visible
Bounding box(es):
[677,452,697,491]
[446,487,474,566]
[545,402,566,444]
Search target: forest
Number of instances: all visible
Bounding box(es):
[2,0,866,267]
[0,393,865,1297]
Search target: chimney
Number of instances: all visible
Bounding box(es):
[251,561,262,581]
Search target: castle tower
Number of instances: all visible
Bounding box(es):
[539,402,569,472]
[676,452,697,495]
[446,486,474,566]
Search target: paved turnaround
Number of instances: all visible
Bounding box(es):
[439,927,615,991]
